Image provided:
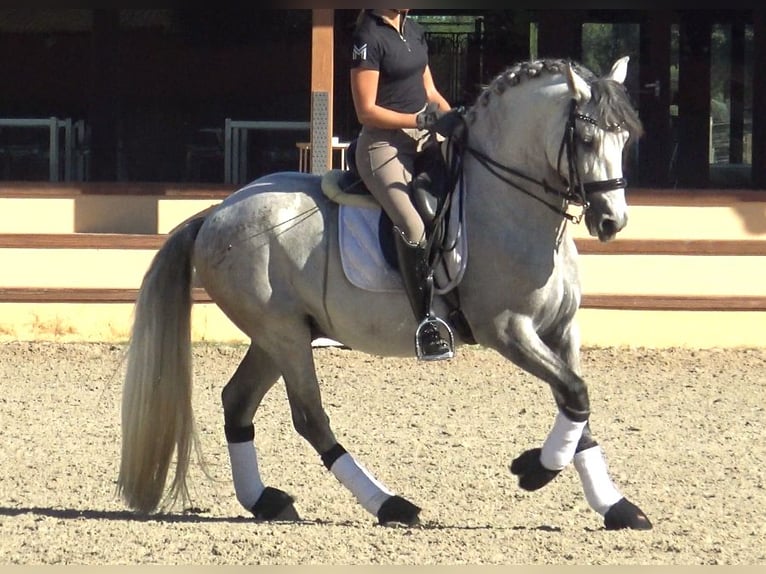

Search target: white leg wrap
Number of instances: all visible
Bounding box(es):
[573,445,624,516]
[540,411,587,470]
[227,441,266,510]
[330,453,393,516]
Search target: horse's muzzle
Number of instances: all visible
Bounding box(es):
[585,202,628,242]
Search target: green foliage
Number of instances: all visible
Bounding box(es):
[581,23,639,77]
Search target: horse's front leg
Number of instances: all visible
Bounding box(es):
[573,425,652,530]
[499,316,651,530]
[550,322,651,530]
[496,315,589,489]
[509,318,589,491]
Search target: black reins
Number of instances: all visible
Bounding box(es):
[464,98,627,223]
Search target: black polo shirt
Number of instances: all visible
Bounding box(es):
[351,11,429,114]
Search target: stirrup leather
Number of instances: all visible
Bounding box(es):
[415,316,455,361]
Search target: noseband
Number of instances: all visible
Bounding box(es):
[465,98,627,223]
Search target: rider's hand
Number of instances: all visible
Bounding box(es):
[416,102,444,130]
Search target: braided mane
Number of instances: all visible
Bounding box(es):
[466,58,643,142]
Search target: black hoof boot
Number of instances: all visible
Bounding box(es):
[603,497,652,530]
[510,448,561,491]
[250,487,300,521]
[377,495,421,526]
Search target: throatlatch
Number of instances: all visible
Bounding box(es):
[393,226,455,361]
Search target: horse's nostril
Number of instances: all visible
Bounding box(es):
[600,218,618,238]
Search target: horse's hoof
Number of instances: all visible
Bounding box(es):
[603,497,652,530]
[250,486,301,521]
[510,448,561,491]
[377,495,421,526]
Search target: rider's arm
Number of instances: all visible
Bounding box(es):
[350,68,420,130]
[423,65,451,113]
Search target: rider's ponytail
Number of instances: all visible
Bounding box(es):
[354,10,368,30]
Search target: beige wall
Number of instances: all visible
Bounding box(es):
[0,302,762,349]
[1,185,765,348]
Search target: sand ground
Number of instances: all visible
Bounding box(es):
[0,342,764,565]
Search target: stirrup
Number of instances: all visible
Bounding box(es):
[415,317,455,361]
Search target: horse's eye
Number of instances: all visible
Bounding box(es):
[579,128,595,148]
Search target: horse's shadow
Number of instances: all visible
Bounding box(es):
[0,505,566,532]
[0,505,354,527]
[0,505,253,524]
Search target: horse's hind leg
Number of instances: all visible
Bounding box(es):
[271,325,421,526]
[221,344,299,520]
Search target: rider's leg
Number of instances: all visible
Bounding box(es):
[355,126,424,241]
[392,226,452,360]
[356,127,452,360]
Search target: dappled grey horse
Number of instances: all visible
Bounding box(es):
[118,57,651,530]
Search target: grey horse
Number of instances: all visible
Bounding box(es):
[118,57,651,531]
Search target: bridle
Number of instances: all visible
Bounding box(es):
[464,98,627,223]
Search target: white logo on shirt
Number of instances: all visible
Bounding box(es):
[352,43,367,61]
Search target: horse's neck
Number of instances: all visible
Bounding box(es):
[475,88,563,175]
[463,172,573,294]
[466,164,568,243]
[464,79,571,233]
[469,147,562,224]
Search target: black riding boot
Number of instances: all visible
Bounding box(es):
[393,227,454,361]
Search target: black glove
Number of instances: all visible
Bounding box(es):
[416,102,444,130]
[431,106,465,138]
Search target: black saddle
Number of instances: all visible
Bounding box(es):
[340,109,467,270]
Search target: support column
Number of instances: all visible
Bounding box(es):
[676,11,712,188]
[752,10,766,187]
[311,9,334,175]
[638,11,672,186]
[729,19,745,165]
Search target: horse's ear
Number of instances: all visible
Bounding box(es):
[607,56,630,84]
[565,63,591,105]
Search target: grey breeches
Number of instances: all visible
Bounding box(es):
[355,126,427,244]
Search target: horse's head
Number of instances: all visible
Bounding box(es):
[462,58,642,242]
[560,57,643,242]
